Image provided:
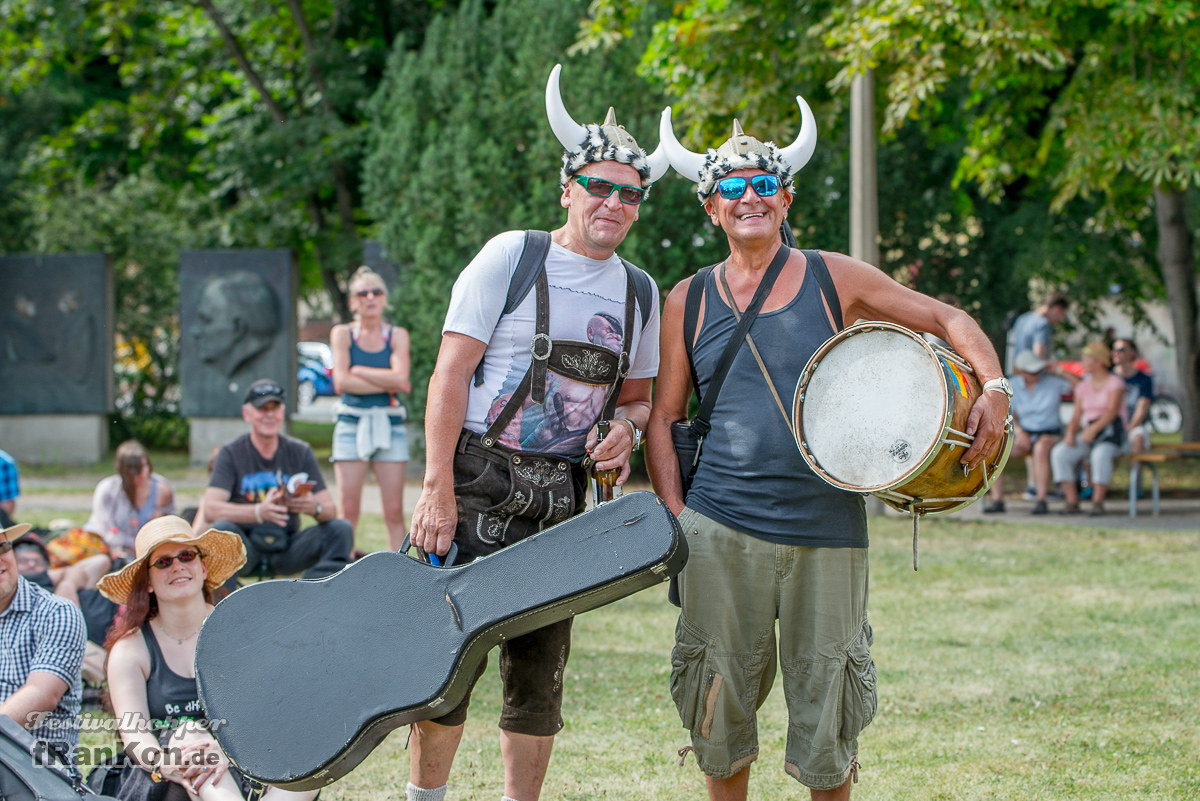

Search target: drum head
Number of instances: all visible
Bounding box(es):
[798,327,948,491]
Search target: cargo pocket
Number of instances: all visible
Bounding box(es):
[839,620,877,740]
[671,617,722,739]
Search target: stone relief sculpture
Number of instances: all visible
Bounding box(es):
[191,270,281,378]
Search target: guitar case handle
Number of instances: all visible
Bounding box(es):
[398,534,459,568]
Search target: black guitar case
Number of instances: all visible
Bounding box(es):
[0,715,119,801]
[194,490,685,790]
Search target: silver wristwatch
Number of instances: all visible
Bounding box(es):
[623,418,643,450]
[982,377,1014,398]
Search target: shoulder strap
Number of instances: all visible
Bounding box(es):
[690,244,790,436]
[474,230,553,387]
[620,260,655,330]
[801,249,843,332]
[504,230,553,315]
[682,265,715,394]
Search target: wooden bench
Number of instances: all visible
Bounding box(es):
[1129,443,1200,517]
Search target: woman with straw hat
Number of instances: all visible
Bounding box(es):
[98,517,315,801]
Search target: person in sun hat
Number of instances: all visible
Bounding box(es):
[98,516,318,801]
[0,522,86,755]
[202,378,353,582]
[647,97,1011,800]
[404,63,667,801]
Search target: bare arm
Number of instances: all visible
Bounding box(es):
[646,277,697,517]
[0,672,70,731]
[409,333,488,556]
[1130,395,1152,430]
[825,251,1009,470]
[332,324,413,396]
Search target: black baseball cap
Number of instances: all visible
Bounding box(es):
[243,379,285,408]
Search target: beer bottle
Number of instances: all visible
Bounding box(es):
[593,420,621,504]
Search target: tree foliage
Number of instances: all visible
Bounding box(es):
[586,0,1200,436]
[364,0,724,417]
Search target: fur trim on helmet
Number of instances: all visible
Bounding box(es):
[559,123,654,189]
[696,144,794,203]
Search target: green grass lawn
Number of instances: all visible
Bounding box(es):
[64,514,1200,800]
[36,430,1199,799]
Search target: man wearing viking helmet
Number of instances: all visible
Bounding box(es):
[647,101,1010,800]
[405,64,667,801]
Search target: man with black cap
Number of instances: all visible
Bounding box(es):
[202,378,353,580]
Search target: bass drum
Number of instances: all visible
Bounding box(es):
[793,321,1012,516]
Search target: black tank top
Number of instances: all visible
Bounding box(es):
[142,623,204,722]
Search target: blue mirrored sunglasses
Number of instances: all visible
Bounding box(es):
[715,174,781,200]
[574,176,646,205]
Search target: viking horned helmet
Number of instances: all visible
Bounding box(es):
[546,64,670,190]
[659,97,818,203]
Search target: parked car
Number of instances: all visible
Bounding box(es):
[297,342,335,406]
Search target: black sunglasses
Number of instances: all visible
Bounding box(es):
[149,549,203,570]
[715,174,782,200]
[574,176,646,205]
[355,288,386,298]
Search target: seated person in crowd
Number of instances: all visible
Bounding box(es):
[1051,341,1126,516]
[1110,337,1154,455]
[86,440,176,560]
[12,533,116,688]
[99,516,318,801]
[202,379,352,580]
[0,523,86,755]
[984,350,1076,515]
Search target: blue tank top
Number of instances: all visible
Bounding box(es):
[686,261,867,547]
[141,623,204,722]
[343,325,396,409]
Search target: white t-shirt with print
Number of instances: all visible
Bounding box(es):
[443,230,660,456]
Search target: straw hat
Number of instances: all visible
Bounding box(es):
[97,516,246,605]
[2,523,32,543]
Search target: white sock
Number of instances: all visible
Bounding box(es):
[405,783,447,801]
[501,797,521,801]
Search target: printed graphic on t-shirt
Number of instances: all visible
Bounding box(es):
[239,471,293,503]
[485,306,623,454]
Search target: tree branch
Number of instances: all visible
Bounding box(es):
[195,0,289,124]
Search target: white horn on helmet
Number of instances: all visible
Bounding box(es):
[778,95,818,175]
[545,63,586,151]
[658,106,707,183]
[644,140,670,183]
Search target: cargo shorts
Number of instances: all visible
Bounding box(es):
[671,508,876,791]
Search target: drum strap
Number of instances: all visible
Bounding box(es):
[685,244,789,439]
[718,264,796,440]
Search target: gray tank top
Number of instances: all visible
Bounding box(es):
[686,260,867,546]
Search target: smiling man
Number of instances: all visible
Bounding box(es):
[404,64,667,801]
[0,523,86,756]
[202,379,352,581]
[649,102,1010,801]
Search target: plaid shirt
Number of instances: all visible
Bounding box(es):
[0,577,85,750]
[0,450,17,503]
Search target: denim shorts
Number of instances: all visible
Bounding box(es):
[671,507,875,790]
[331,414,409,462]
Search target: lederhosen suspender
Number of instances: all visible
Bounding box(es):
[478,265,637,451]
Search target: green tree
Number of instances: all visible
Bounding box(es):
[364,0,719,418]
[818,0,1200,438]
[587,0,1198,438]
